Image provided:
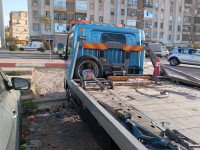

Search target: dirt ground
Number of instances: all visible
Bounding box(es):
[21,67,101,150]
[22,102,101,150]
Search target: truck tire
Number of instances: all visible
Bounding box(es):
[170,57,180,66]
[74,55,103,79]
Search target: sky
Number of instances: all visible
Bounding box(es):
[3,0,28,26]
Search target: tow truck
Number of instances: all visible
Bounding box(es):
[64,21,200,150]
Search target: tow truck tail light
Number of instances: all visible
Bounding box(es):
[169,52,172,56]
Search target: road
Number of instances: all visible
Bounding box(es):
[0,50,61,60]
[146,57,200,79]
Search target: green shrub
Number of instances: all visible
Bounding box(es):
[9,45,18,51]
[40,45,46,52]
[4,71,24,76]
[22,99,37,109]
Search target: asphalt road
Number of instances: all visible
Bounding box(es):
[146,57,200,79]
[0,51,61,60]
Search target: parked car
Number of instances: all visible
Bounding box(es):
[0,67,30,150]
[145,42,169,58]
[168,47,200,66]
[18,41,43,51]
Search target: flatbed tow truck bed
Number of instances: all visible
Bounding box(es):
[69,79,200,150]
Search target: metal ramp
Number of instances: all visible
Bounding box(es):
[144,43,200,87]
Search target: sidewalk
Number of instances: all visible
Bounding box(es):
[0,59,66,67]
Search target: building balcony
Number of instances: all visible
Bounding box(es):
[143,1,154,7]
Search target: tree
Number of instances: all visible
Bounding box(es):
[40,15,52,59]
[5,34,17,46]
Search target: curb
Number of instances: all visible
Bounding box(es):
[0,63,65,67]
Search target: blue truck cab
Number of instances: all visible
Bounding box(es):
[66,23,145,80]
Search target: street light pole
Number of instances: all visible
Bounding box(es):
[0,0,5,49]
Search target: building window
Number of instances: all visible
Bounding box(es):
[127,9,137,16]
[144,10,153,18]
[121,9,124,15]
[195,17,200,23]
[121,0,125,4]
[33,23,39,31]
[121,20,124,24]
[183,16,191,23]
[160,23,163,28]
[182,34,190,41]
[46,11,50,18]
[55,23,66,32]
[75,13,86,21]
[54,0,66,8]
[32,0,37,6]
[184,7,190,14]
[90,3,94,10]
[99,5,103,11]
[128,0,137,6]
[184,0,192,4]
[194,35,200,41]
[177,25,181,31]
[154,22,157,28]
[25,20,28,25]
[153,31,157,38]
[127,20,136,26]
[143,21,152,28]
[143,0,153,7]
[33,11,38,18]
[99,16,103,22]
[183,26,190,32]
[14,13,19,16]
[169,25,172,30]
[45,0,50,5]
[195,26,200,32]
[111,0,114,4]
[198,0,200,5]
[111,8,114,15]
[168,34,171,40]
[90,15,94,21]
[160,32,163,38]
[54,12,66,20]
[177,35,180,40]
[99,0,103,3]
[144,30,151,38]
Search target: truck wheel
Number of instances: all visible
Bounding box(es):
[74,55,103,79]
[20,48,24,51]
[170,58,179,66]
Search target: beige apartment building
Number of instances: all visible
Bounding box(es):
[9,11,29,45]
[28,0,200,47]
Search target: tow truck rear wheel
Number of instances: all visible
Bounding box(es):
[74,55,103,79]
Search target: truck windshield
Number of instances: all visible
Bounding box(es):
[101,33,126,44]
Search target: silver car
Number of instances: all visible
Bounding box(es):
[0,67,30,150]
[168,47,200,66]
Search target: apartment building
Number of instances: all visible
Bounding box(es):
[28,0,67,48]
[9,11,29,45]
[4,26,10,36]
[28,0,200,47]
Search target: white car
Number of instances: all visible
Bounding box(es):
[168,47,200,66]
[0,67,30,150]
[18,41,43,51]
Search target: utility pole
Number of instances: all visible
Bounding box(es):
[0,0,5,49]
